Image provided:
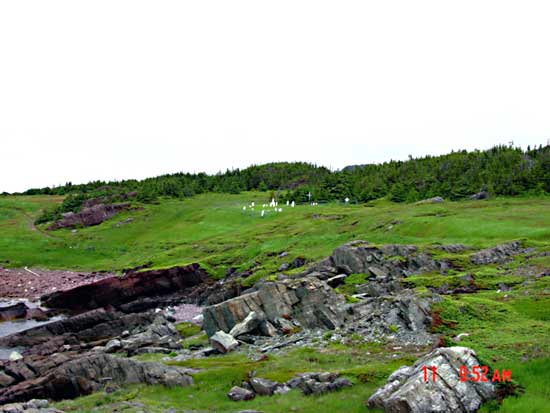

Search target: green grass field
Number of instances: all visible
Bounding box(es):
[1,193,549,412]
[1,193,549,277]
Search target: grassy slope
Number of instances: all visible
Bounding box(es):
[1,193,548,276]
[1,193,549,412]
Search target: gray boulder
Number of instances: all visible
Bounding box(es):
[249,377,278,396]
[367,346,495,412]
[210,331,239,353]
[227,386,255,401]
[229,312,261,338]
[416,197,445,204]
[470,191,489,200]
[104,339,122,353]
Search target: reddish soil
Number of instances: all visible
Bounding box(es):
[0,267,115,301]
[172,304,203,323]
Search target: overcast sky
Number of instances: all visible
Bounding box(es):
[1,1,549,193]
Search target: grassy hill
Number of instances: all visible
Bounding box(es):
[1,193,549,276]
[1,193,549,412]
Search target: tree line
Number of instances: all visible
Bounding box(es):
[21,144,550,223]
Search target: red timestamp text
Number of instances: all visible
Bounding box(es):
[421,365,512,383]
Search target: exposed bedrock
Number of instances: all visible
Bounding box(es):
[0,354,192,404]
[0,308,156,351]
[202,277,349,337]
[347,292,435,345]
[368,346,496,412]
[0,313,184,394]
[304,240,449,284]
[0,303,29,322]
[41,263,211,312]
[46,203,131,230]
[469,241,526,265]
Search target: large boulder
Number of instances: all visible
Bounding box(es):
[229,312,261,337]
[367,347,495,412]
[0,354,193,404]
[249,377,279,396]
[227,386,255,401]
[41,263,209,311]
[202,278,349,337]
[210,331,239,353]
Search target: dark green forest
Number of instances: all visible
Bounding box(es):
[17,144,550,223]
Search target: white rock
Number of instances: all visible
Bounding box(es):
[9,351,23,361]
[210,331,239,354]
[105,339,122,353]
[192,314,204,324]
[229,312,260,337]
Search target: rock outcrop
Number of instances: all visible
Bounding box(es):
[202,241,441,345]
[228,372,352,401]
[286,372,352,395]
[47,203,131,230]
[367,346,495,412]
[348,292,435,345]
[202,277,349,337]
[0,303,29,322]
[0,308,156,351]
[304,241,449,290]
[470,241,524,265]
[41,263,210,311]
[0,354,192,404]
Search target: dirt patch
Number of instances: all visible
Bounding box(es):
[0,267,115,301]
[172,304,203,323]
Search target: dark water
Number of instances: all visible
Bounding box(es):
[0,316,65,338]
[0,347,24,360]
[0,299,65,359]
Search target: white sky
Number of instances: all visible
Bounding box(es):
[1,1,549,193]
